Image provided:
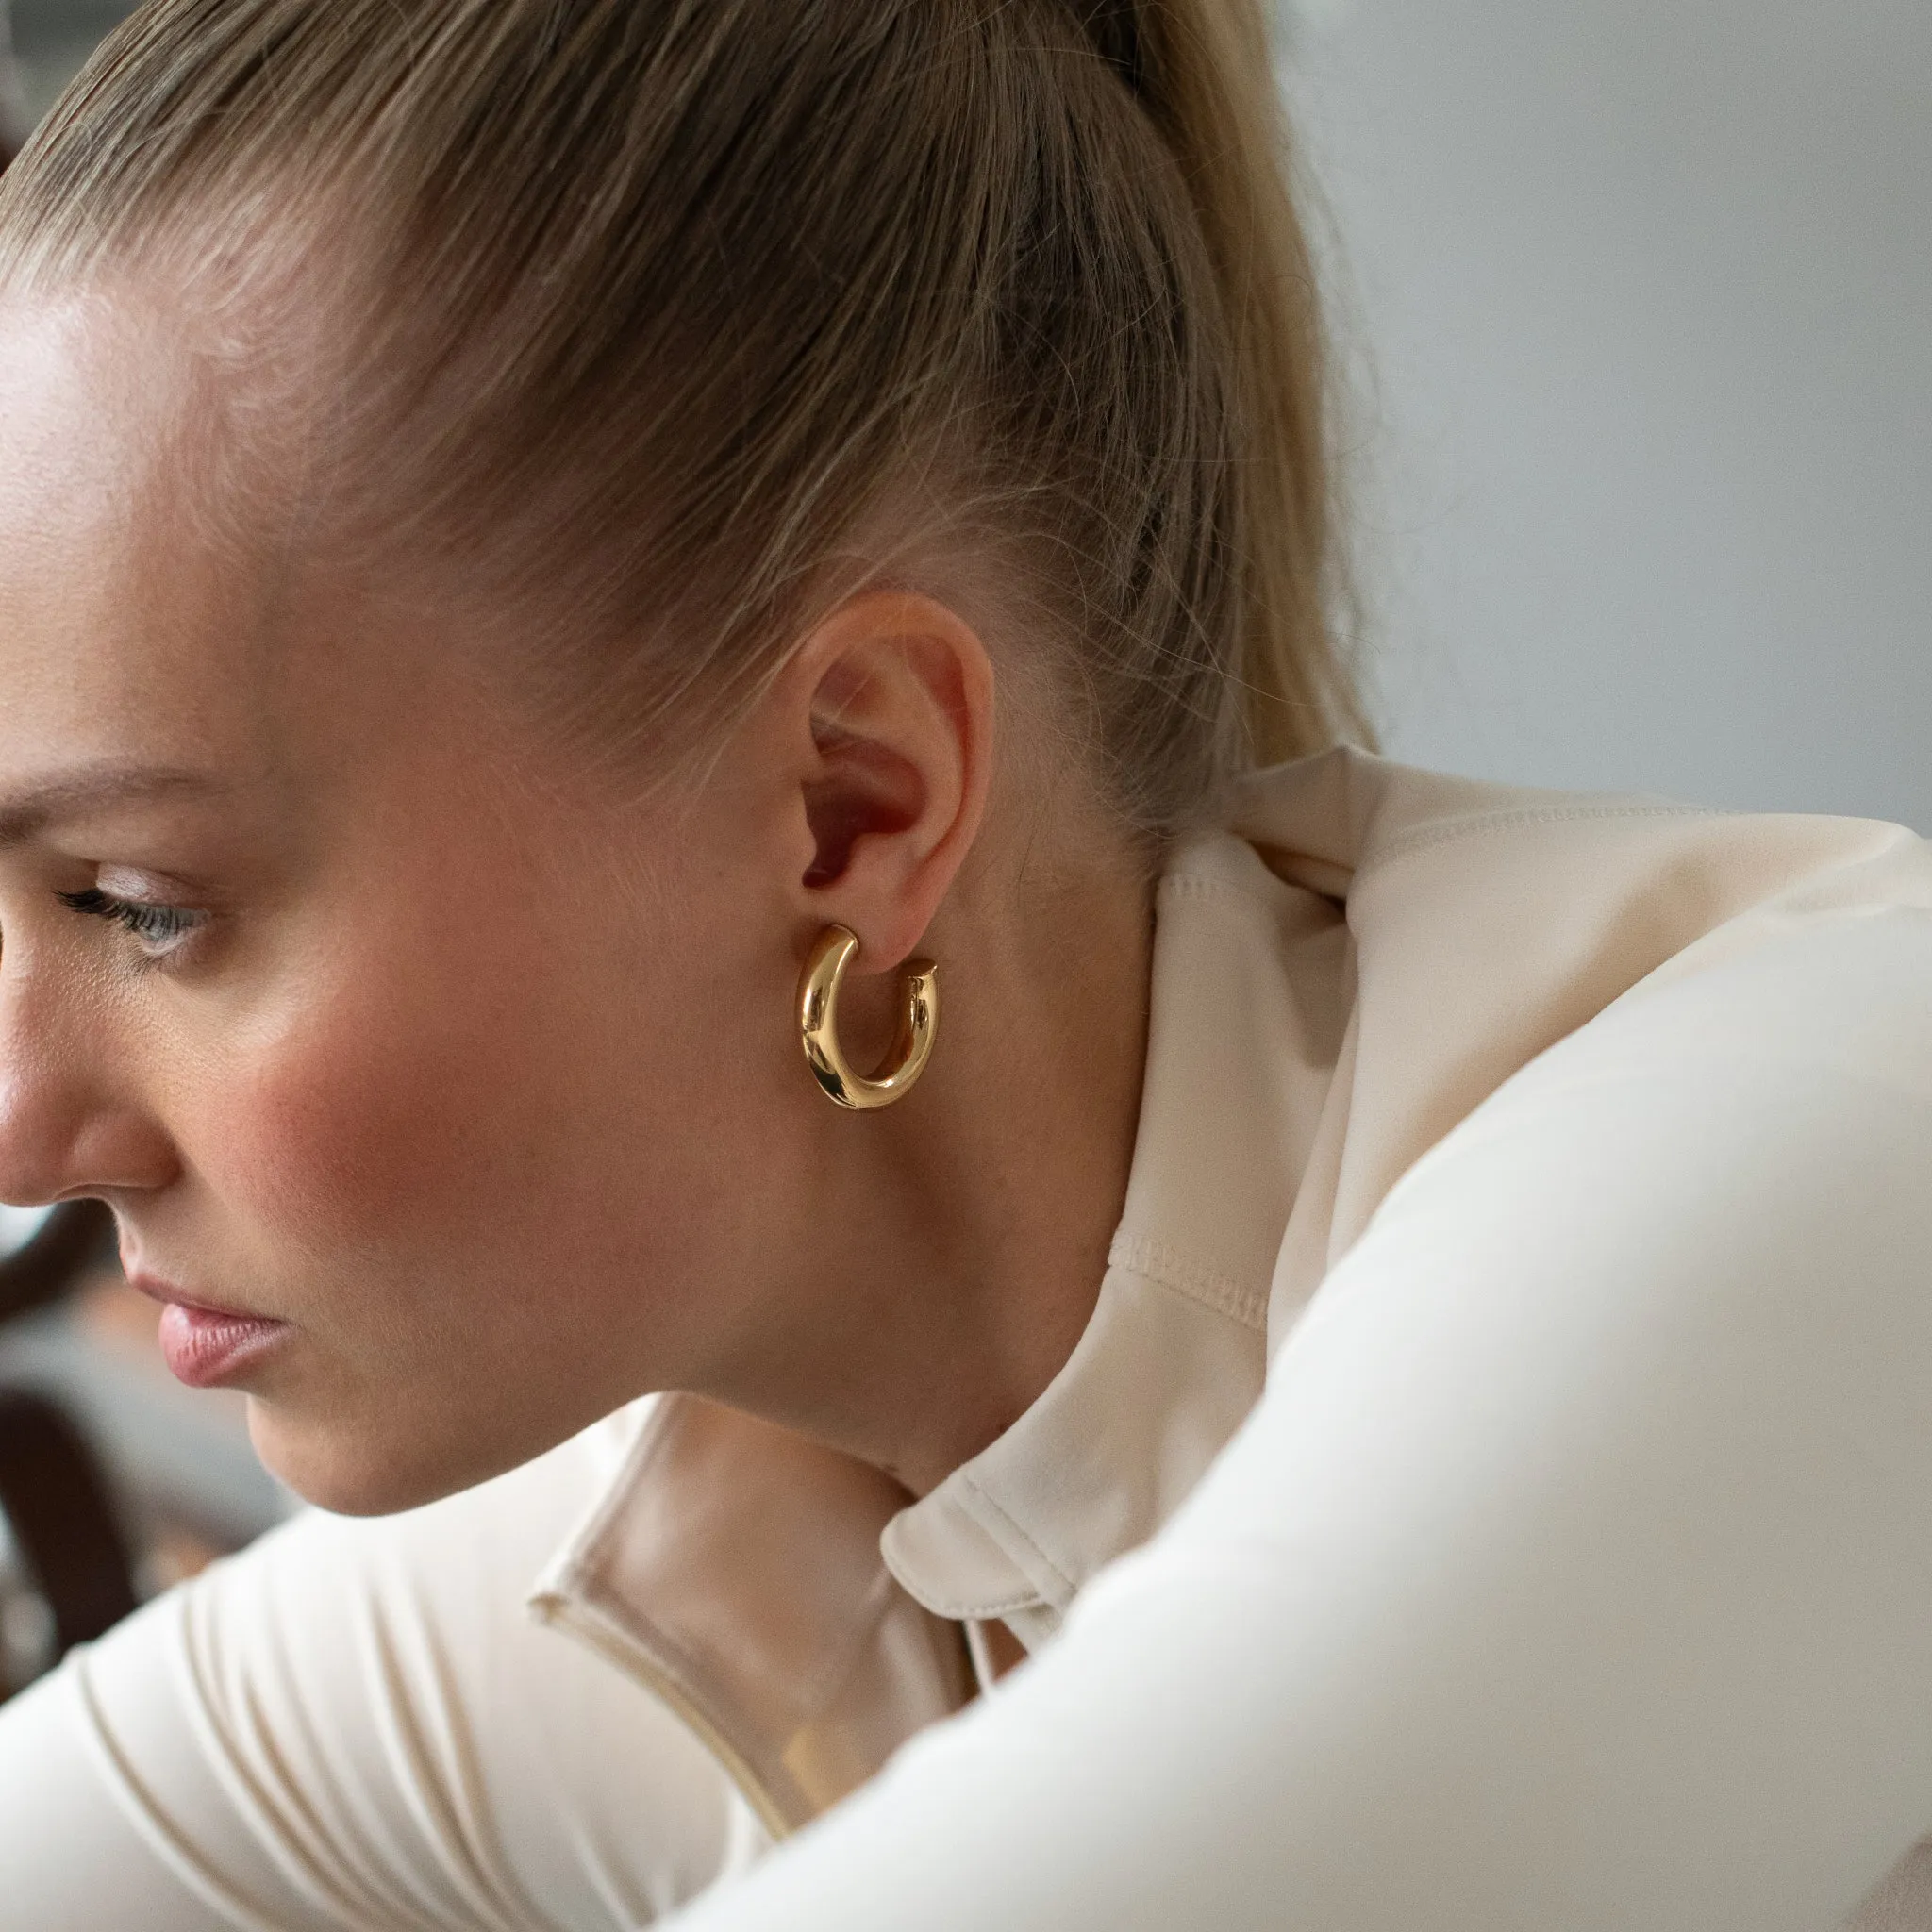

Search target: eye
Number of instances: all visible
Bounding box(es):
[59,888,209,960]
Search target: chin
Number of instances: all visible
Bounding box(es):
[245,1398,503,1517]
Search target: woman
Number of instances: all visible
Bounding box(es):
[0,2,1929,1926]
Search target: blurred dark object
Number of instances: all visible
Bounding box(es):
[8,0,143,140]
[0,0,25,165]
[0,1200,118,1325]
[0,1391,137,1668]
[1,1204,142,1696]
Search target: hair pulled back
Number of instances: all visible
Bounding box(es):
[0,0,1369,835]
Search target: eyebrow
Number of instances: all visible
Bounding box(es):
[0,766,231,850]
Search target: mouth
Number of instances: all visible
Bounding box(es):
[125,1271,293,1390]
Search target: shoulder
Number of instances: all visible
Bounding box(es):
[1230,746,1931,927]
[1233,745,1931,1070]
[1238,751,1932,1297]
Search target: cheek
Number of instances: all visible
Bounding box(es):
[182,949,592,1282]
[176,931,792,1507]
[172,908,773,1314]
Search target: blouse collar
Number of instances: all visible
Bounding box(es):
[879,830,1348,1648]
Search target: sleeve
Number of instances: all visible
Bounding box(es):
[665,906,1932,1932]
[0,1407,766,1931]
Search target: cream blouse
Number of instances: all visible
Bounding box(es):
[5,749,1932,1931]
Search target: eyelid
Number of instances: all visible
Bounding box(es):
[58,887,209,958]
[95,862,205,902]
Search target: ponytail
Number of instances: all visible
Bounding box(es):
[1088,0,1369,765]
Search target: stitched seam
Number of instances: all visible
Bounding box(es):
[1159,873,1249,902]
[1356,803,1721,884]
[1158,873,1285,916]
[901,1583,1041,1621]
[1158,871,1314,943]
[957,1476,1077,1605]
[881,1511,1045,1622]
[1108,1230,1268,1329]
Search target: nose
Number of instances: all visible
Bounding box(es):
[0,957,178,1208]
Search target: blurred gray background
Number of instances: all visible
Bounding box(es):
[1283,0,1929,825]
[6,0,1928,827]
[6,0,125,121]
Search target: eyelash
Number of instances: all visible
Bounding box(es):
[59,889,208,958]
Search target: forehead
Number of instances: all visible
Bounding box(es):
[0,289,293,782]
[0,284,601,850]
[0,288,241,541]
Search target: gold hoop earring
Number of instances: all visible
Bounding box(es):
[797,924,939,1111]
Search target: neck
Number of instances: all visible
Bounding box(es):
[711,841,1156,1498]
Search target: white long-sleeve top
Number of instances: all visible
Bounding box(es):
[6,748,1932,1930]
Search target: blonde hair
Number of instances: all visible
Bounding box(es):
[0,0,1370,834]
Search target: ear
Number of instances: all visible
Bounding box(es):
[775,591,994,973]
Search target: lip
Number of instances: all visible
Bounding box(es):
[126,1272,292,1390]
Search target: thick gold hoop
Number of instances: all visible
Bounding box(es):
[797,925,939,1111]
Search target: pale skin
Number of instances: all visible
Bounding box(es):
[0,289,1154,1513]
